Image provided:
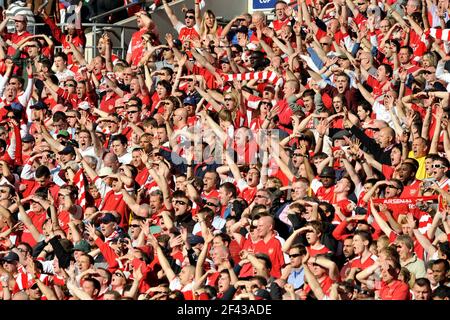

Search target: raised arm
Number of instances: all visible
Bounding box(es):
[162,0,182,28]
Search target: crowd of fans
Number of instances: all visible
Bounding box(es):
[0,0,449,301]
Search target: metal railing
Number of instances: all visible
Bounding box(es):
[26,23,139,60]
[89,0,148,22]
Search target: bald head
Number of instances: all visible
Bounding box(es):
[103,152,120,172]
[174,107,188,123]
[376,127,395,149]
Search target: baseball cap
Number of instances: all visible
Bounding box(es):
[98,166,114,177]
[10,102,23,111]
[188,235,205,246]
[183,96,198,106]
[78,101,91,110]
[331,130,351,141]
[22,134,35,143]
[319,166,336,178]
[235,26,248,34]
[73,240,91,253]
[30,101,48,110]
[100,212,118,224]
[58,145,75,155]
[57,130,70,139]
[220,56,230,64]
[254,289,271,300]
[1,251,19,263]
[13,15,27,22]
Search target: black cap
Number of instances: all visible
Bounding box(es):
[188,235,205,246]
[1,251,19,263]
[30,101,48,110]
[235,26,248,34]
[254,289,271,300]
[319,166,336,178]
[58,145,75,155]
[332,130,351,141]
[183,95,199,106]
[100,212,118,224]
[220,56,230,64]
[22,134,35,143]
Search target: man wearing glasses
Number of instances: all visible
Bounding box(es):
[430,157,450,191]
[280,244,307,291]
[162,1,200,43]
[269,1,292,32]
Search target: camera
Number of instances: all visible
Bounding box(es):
[422,178,436,189]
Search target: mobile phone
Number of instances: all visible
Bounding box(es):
[149,225,161,234]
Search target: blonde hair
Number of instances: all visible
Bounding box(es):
[200,10,218,38]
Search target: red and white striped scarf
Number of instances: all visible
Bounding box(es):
[222,70,284,88]
[425,28,450,41]
[14,272,50,291]
[73,168,88,211]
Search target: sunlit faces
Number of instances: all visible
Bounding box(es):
[398,48,412,64]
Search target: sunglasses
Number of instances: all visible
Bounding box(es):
[130,224,141,228]
[205,201,219,207]
[185,15,195,19]
[289,253,301,258]
[261,102,272,106]
[432,164,446,169]
[127,110,139,114]
[320,42,331,45]
[224,98,233,102]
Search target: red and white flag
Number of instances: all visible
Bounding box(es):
[73,168,88,210]
[223,70,284,88]
[425,28,450,41]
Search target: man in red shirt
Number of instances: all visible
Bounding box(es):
[268,1,292,32]
[311,166,336,203]
[40,3,85,66]
[378,259,410,300]
[131,148,149,187]
[399,161,421,197]
[252,215,285,278]
[162,1,199,43]
[0,15,32,56]
[201,170,220,201]
[126,11,154,67]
